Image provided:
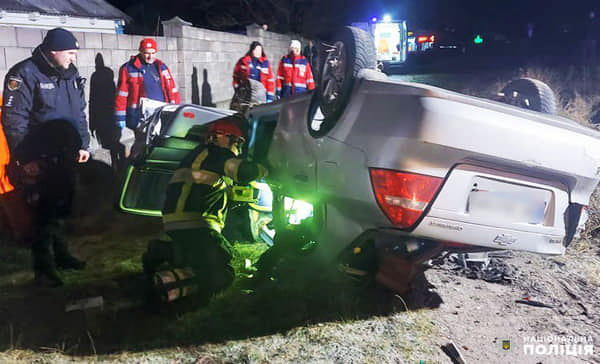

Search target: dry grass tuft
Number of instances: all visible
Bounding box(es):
[562,92,600,125]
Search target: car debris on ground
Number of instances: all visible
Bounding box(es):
[65,296,104,312]
[431,251,517,284]
[441,341,467,364]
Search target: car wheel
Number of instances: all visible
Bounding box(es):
[248,79,267,105]
[500,78,557,114]
[230,79,267,114]
[318,26,377,125]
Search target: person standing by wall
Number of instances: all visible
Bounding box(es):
[114,38,180,131]
[276,40,315,99]
[1,28,90,287]
[232,41,275,103]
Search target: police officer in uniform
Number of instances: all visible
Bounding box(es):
[2,28,90,287]
[142,117,267,303]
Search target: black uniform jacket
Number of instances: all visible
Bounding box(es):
[1,46,90,163]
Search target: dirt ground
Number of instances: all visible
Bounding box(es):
[421,242,600,363]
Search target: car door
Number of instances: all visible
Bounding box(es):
[119,104,235,216]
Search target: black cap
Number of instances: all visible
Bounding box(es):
[41,28,79,51]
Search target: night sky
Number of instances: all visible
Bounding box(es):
[108,0,597,39]
[353,0,596,37]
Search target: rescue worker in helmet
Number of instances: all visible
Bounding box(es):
[142,116,267,303]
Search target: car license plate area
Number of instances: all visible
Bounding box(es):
[467,178,552,225]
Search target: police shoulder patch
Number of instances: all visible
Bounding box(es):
[7,76,22,91]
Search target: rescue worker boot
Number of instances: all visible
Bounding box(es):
[53,237,86,270]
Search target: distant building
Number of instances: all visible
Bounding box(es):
[0,0,130,33]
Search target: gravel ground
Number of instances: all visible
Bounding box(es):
[421,241,600,363]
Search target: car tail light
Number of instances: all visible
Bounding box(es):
[369,168,443,228]
[183,112,195,118]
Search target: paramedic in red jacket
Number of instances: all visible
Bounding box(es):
[114,38,180,130]
[233,41,275,102]
[276,40,315,99]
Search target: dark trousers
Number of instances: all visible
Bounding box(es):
[143,227,235,298]
[31,218,71,272]
[22,160,77,274]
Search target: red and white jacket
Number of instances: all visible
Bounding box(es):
[233,55,275,102]
[276,54,315,99]
[115,56,180,129]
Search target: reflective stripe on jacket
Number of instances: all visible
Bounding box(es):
[162,143,267,233]
[276,54,315,99]
[233,55,275,102]
[114,56,180,130]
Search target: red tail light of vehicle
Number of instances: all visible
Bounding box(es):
[369,168,443,228]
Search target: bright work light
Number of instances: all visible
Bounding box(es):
[284,197,314,225]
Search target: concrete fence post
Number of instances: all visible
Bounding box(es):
[162,16,191,102]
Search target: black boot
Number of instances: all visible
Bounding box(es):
[53,237,86,270]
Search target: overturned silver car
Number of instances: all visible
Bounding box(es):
[120,27,600,292]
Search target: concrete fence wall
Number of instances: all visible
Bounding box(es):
[162,19,304,108]
[0,18,305,154]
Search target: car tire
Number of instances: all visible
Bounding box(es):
[318,26,377,127]
[248,79,267,104]
[500,78,557,114]
[230,79,267,114]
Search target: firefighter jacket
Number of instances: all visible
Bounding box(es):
[276,54,315,99]
[162,143,267,233]
[233,55,275,102]
[115,55,180,130]
[0,95,14,194]
[1,46,90,163]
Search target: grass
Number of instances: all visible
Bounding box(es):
[0,217,440,362]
